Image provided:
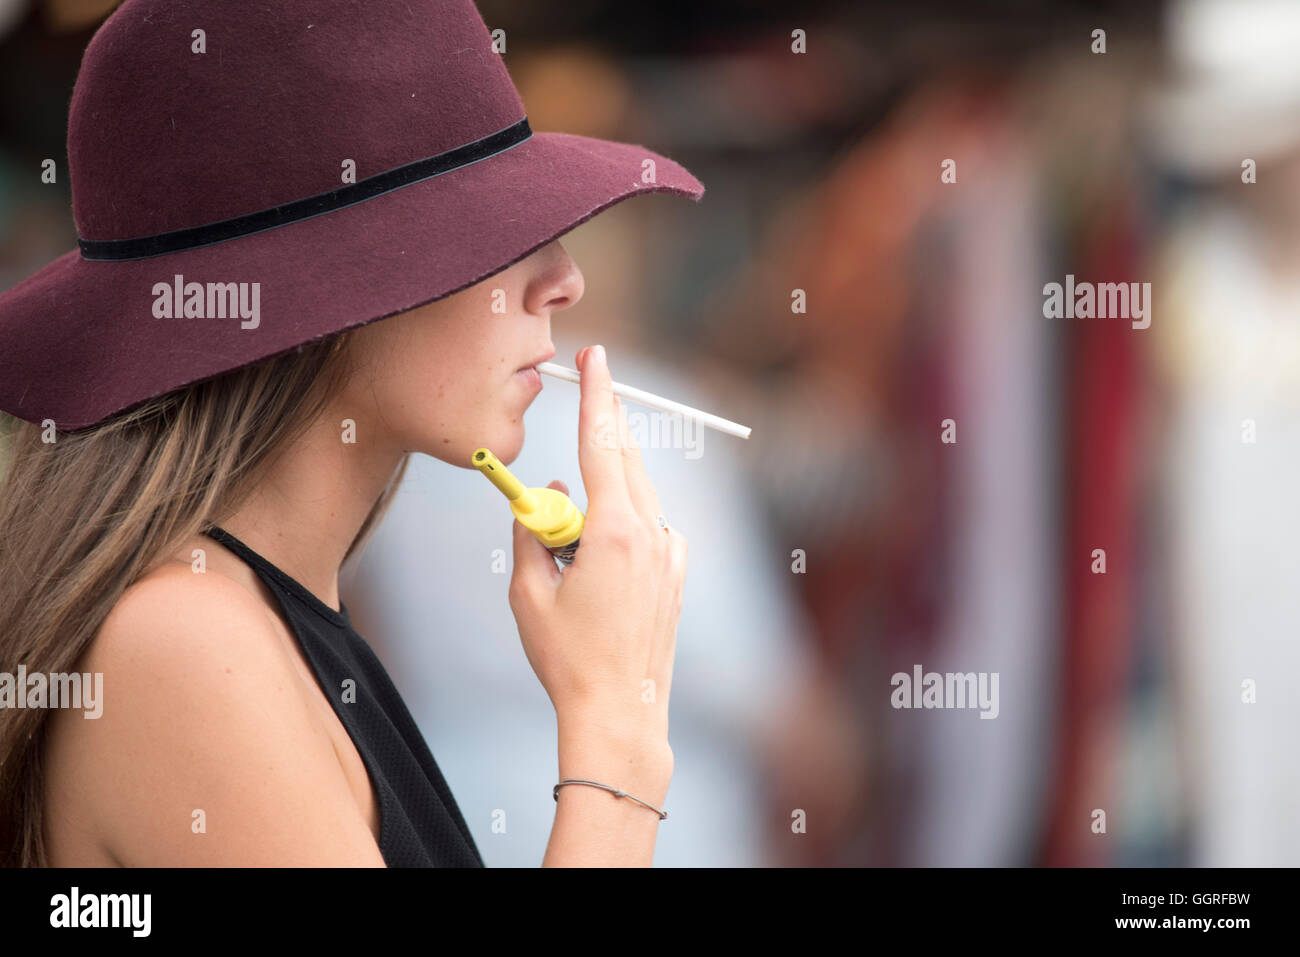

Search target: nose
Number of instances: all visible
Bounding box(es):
[524,241,584,316]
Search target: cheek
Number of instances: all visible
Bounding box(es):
[401,353,523,451]
[351,312,528,455]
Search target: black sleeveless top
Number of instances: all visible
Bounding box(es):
[202,525,484,867]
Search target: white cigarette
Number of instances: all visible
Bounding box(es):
[536,361,752,440]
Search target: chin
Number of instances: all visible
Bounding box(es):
[490,427,526,466]
[431,428,524,469]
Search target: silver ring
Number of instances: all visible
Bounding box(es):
[656,514,669,531]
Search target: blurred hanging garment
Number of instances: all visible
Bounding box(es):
[1152,198,1300,866]
[902,108,1058,867]
[1039,188,1148,866]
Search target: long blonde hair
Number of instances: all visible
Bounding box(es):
[0,331,411,866]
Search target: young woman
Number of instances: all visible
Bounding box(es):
[0,0,700,867]
[0,241,688,867]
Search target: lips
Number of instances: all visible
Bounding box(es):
[515,345,556,373]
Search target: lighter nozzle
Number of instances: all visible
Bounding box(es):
[472,448,536,512]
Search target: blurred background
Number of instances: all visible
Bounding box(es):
[4,0,1299,866]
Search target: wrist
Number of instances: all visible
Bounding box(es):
[555,750,673,812]
[557,703,668,753]
[556,708,673,787]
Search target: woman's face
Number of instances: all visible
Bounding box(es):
[338,239,584,467]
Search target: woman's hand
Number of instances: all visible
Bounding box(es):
[508,344,687,756]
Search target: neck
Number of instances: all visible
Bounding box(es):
[213,406,405,612]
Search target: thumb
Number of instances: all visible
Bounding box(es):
[511,515,563,594]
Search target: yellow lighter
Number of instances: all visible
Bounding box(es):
[472,448,585,565]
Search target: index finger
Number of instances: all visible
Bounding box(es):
[576,344,633,514]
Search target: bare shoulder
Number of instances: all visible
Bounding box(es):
[45,560,385,866]
[91,557,307,679]
[96,559,284,674]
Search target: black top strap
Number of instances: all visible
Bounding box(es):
[197,521,484,866]
[202,524,349,626]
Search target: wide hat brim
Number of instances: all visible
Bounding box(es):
[0,129,703,430]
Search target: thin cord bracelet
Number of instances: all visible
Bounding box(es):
[553,778,668,820]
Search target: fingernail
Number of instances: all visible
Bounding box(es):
[593,344,605,365]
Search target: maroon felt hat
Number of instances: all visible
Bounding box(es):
[0,0,704,430]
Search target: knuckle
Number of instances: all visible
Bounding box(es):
[619,415,640,450]
[580,371,614,400]
[671,533,688,573]
[507,579,527,606]
[632,522,655,550]
[649,529,670,560]
[604,519,641,552]
[508,574,539,607]
[587,411,621,451]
